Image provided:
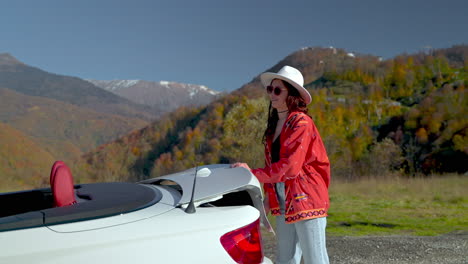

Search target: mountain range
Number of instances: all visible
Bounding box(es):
[0,53,221,191]
[0,54,154,121]
[87,79,222,113]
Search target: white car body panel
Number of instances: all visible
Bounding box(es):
[0,164,273,264]
[1,206,270,263]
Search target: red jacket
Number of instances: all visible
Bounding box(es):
[251,112,330,224]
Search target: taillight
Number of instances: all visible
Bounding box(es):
[220,218,264,264]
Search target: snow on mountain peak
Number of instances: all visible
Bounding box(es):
[116,79,139,88]
[199,85,219,96]
[89,79,221,100]
[159,81,171,88]
[87,79,140,91]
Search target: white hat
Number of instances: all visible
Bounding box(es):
[260,65,312,105]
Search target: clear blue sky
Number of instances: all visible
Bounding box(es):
[1,0,467,92]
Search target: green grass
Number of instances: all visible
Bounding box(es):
[264,175,468,236]
[326,175,468,236]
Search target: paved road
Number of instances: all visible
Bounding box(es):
[262,231,467,264]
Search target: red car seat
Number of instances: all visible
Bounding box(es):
[51,162,76,207]
[49,160,65,187]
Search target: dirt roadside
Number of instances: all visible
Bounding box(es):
[262,231,468,264]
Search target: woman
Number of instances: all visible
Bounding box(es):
[231,65,330,264]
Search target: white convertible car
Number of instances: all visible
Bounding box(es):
[0,163,273,264]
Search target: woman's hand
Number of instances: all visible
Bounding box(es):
[230,162,251,170]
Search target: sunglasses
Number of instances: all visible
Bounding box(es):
[266,85,287,96]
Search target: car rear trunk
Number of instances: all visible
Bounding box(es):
[141,164,272,231]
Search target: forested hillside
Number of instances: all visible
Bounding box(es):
[73,45,467,184]
[0,122,55,191]
[0,87,148,161]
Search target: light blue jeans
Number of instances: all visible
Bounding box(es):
[274,183,329,263]
[275,216,329,264]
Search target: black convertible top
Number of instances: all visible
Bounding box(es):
[0,182,161,232]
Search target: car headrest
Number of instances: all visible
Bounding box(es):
[52,163,76,207]
[49,161,65,187]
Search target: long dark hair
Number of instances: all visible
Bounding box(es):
[262,80,309,144]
